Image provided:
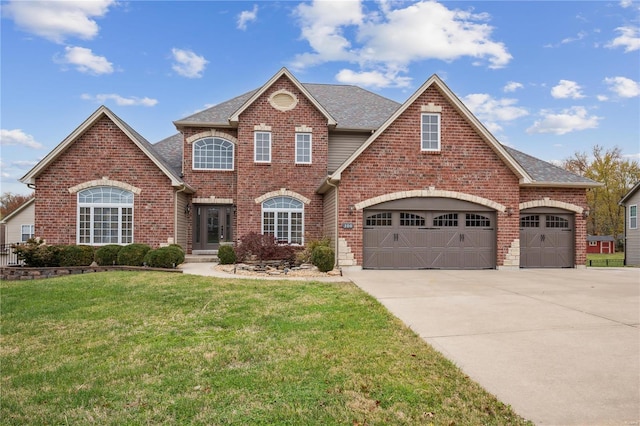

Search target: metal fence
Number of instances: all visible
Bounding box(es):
[0,244,22,266]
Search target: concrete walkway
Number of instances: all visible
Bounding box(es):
[343,267,640,426]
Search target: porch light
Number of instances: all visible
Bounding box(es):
[184,203,191,216]
[582,208,590,219]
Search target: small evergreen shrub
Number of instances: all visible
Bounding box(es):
[13,238,61,267]
[311,245,335,272]
[143,247,182,269]
[117,243,151,266]
[217,245,237,264]
[298,238,332,264]
[59,245,95,267]
[167,244,185,265]
[95,245,123,266]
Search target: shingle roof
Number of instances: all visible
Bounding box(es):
[174,84,400,131]
[587,235,615,242]
[503,146,600,186]
[154,133,183,176]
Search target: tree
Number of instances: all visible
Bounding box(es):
[562,145,640,239]
[0,192,34,220]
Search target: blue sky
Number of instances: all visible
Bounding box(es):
[1,0,638,195]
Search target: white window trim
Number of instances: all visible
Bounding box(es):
[588,241,597,246]
[261,197,304,245]
[192,137,235,171]
[295,132,312,164]
[630,204,637,229]
[254,132,272,163]
[77,188,134,245]
[20,224,34,242]
[421,113,441,152]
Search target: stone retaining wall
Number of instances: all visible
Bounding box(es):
[1,266,182,281]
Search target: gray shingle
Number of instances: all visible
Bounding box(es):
[503,145,598,185]
[154,133,184,176]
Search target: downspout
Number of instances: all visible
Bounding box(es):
[175,185,188,246]
[325,178,339,269]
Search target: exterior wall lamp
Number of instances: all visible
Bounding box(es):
[184,203,191,216]
[506,207,514,216]
[582,208,590,219]
[348,205,356,215]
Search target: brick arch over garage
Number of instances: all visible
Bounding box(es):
[354,189,506,212]
[519,198,584,214]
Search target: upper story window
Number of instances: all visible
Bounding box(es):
[78,186,133,245]
[21,224,34,242]
[421,113,441,152]
[295,133,312,164]
[630,205,637,229]
[254,132,271,163]
[193,137,234,170]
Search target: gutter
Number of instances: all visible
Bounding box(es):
[324,178,340,269]
[175,185,188,246]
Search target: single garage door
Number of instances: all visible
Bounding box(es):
[520,209,574,268]
[363,198,496,270]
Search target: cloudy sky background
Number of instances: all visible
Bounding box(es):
[1,0,638,195]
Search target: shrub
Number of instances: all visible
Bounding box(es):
[217,245,237,264]
[143,246,183,269]
[13,238,61,267]
[235,232,299,263]
[167,244,185,265]
[297,237,332,264]
[59,245,95,267]
[311,245,335,272]
[95,245,123,266]
[117,243,151,266]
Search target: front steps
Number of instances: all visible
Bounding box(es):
[185,253,218,263]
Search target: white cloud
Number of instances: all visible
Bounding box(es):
[604,76,640,98]
[335,68,412,89]
[526,107,601,135]
[2,0,115,43]
[620,0,634,8]
[503,81,523,92]
[462,93,528,133]
[0,129,44,149]
[561,30,587,45]
[292,1,511,88]
[171,48,208,78]
[606,26,640,52]
[81,93,158,107]
[237,5,258,30]
[58,46,113,75]
[551,80,585,99]
[597,94,609,101]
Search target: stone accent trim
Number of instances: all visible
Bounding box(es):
[337,238,356,266]
[520,198,583,214]
[502,238,520,267]
[254,123,272,131]
[354,188,506,212]
[186,130,237,144]
[254,188,311,205]
[295,125,313,133]
[68,177,141,194]
[192,196,234,204]
[269,89,299,112]
[421,103,442,112]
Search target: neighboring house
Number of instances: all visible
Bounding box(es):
[0,198,35,265]
[586,235,615,254]
[20,68,600,270]
[619,181,640,266]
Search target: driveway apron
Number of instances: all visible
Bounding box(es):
[344,268,640,426]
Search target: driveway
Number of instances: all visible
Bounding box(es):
[343,268,640,426]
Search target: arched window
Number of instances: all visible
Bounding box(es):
[262,196,304,244]
[78,187,134,245]
[193,137,234,170]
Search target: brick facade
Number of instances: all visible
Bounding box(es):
[34,117,176,247]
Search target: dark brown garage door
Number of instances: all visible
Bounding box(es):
[363,210,496,269]
[520,211,574,268]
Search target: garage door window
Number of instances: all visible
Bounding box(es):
[466,214,491,227]
[366,212,392,226]
[434,213,458,227]
[546,215,569,228]
[400,212,425,227]
[520,215,540,228]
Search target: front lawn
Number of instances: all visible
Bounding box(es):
[1,272,531,425]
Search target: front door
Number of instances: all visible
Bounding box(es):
[193,205,232,251]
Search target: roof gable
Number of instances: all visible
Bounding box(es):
[620,181,640,205]
[1,197,35,224]
[329,74,532,184]
[20,106,192,191]
[228,68,337,126]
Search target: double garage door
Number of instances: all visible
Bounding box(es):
[363,198,496,270]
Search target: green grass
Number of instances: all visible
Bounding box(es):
[1,272,531,425]
[586,252,624,267]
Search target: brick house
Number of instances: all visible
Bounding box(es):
[20,68,599,269]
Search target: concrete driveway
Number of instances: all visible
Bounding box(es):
[343,268,640,426]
